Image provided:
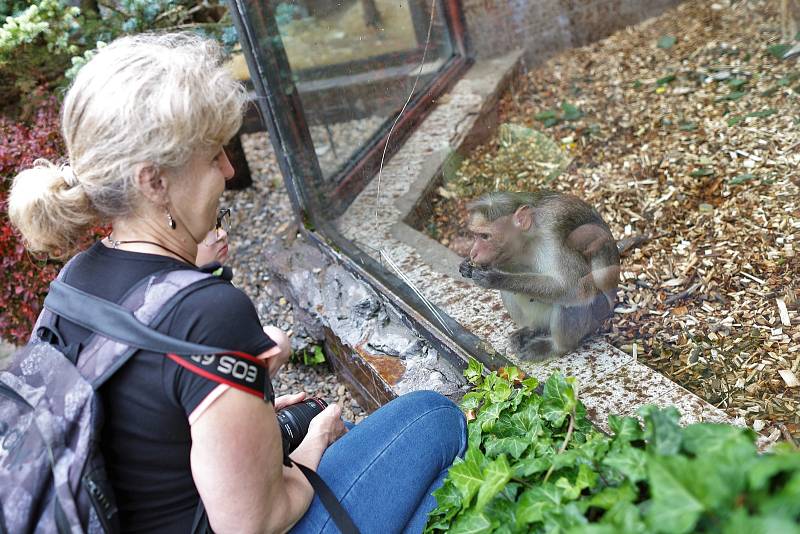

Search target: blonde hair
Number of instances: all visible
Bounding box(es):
[8,33,247,257]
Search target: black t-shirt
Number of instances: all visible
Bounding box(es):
[56,241,274,533]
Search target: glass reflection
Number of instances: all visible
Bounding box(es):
[271,0,453,179]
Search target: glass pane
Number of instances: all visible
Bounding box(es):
[270,0,454,180]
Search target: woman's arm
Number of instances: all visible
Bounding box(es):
[191,388,314,534]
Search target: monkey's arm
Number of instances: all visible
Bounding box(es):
[468,266,571,303]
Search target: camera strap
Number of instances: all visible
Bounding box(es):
[285,458,361,534]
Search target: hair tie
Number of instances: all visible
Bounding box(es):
[60,164,79,188]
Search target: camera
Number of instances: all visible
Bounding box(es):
[276,398,328,454]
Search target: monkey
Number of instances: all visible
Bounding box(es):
[459,191,620,362]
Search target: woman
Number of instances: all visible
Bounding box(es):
[8,33,466,533]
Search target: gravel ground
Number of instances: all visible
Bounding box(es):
[223,131,367,423]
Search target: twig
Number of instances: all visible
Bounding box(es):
[665,281,701,305]
[779,424,798,448]
[97,0,128,17]
[160,21,227,32]
[510,477,533,488]
[617,233,650,256]
[543,407,576,484]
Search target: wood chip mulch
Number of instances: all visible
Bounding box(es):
[425,0,800,442]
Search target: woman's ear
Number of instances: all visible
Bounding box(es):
[513,205,534,231]
[134,163,167,205]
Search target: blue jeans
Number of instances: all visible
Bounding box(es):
[290,390,467,534]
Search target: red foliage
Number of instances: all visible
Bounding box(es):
[0,99,107,344]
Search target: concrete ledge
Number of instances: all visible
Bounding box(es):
[265,239,467,413]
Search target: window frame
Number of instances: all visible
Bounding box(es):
[227,0,508,371]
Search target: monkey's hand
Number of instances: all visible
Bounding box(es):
[469,265,501,289]
[459,258,475,279]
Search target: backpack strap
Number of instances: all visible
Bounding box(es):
[43,271,273,402]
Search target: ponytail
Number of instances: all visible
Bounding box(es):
[8,159,97,258]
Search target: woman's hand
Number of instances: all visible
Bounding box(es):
[274,392,306,411]
[196,228,229,266]
[289,403,347,469]
[306,403,347,447]
[261,325,291,377]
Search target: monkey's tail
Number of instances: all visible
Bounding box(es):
[616,233,650,256]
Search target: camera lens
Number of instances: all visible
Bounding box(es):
[276,398,328,455]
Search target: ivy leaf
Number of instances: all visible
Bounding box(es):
[448,508,492,534]
[468,419,483,446]
[639,405,682,456]
[678,122,697,131]
[521,376,539,391]
[575,463,599,492]
[460,392,483,411]
[587,482,638,510]
[430,479,463,525]
[644,456,704,533]
[722,509,800,534]
[489,378,512,403]
[681,423,754,457]
[602,445,647,482]
[509,399,542,437]
[657,35,676,49]
[556,475,583,500]
[514,455,551,478]
[499,366,524,384]
[432,478,462,507]
[483,487,520,533]
[477,400,507,431]
[449,446,486,507]
[680,430,754,510]
[517,485,563,526]
[601,501,649,533]
[484,435,530,459]
[747,445,800,491]
[541,374,577,426]
[464,357,484,385]
[475,454,513,510]
[609,414,643,444]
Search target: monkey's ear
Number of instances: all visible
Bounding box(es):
[513,205,534,231]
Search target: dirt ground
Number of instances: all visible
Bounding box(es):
[426,0,800,441]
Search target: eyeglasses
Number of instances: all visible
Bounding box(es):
[204,207,231,245]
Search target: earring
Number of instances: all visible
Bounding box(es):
[167,211,176,230]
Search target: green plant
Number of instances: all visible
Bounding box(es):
[424,360,800,533]
[0,99,108,344]
[0,0,82,111]
[293,345,326,366]
[0,0,239,116]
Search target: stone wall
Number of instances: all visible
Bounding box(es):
[462,0,683,63]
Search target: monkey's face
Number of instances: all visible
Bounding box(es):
[467,213,524,267]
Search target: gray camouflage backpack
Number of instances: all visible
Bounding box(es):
[0,262,273,533]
